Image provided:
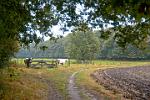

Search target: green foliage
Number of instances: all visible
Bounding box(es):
[100,24,150,49]
[39,46,48,51]
[16,38,67,58]
[67,31,100,63]
[0,39,19,67]
[1,0,150,67]
[52,0,150,48]
[16,32,150,60]
[0,0,27,67]
[0,0,56,66]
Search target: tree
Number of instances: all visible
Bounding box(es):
[1,0,150,66]
[0,0,57,66]
[52,0,150,26]
[52,0,150,48]
[0,39,19,67]
[67,31,100,63]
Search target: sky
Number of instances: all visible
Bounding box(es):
[43,25,70,40]
[43,4,114,41]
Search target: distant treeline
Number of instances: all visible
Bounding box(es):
[16,32,150,60]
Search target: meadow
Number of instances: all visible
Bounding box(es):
[1,59,150,100]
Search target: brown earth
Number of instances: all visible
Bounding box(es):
[91,65,150,100]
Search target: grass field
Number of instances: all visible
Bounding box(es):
[1,59,150,100]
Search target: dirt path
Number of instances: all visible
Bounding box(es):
[68,71,81,100]
[47,79,63,100]
[35,72,63,100]
[68,69,100,100]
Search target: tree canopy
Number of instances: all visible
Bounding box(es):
[0,0,57,66]
[67,31,100,63]
[1,0,150,45]
[0,0,150,66]
[16,31,150,60]
[52,0,150,48]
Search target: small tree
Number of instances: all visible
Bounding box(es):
[67,31,100,63]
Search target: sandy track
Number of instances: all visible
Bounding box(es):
[68,71,82,100]
[68,69,102,100]
[28,73,63,100]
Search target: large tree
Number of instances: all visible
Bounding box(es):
[67,31,100,63]
[0,0,57,66]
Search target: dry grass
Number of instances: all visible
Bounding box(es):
[1,60,150,100]
[75,60,150,100]
[0,63,86,100]
[0,66,49,100]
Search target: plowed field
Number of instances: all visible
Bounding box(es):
[92,66,150,100]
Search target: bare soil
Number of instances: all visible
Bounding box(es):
[91,65,150,100]
[68,71,82,100]
[68,70,103,100]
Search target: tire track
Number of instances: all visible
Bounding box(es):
[68,71,81,100]
[68,69,100,100]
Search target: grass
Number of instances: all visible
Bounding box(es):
[75,60,150,99]
[0,65,50,100]
[0,62,86,100]
[1,59,150,100]
[45,64,87,99]
[75,65,123,99]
